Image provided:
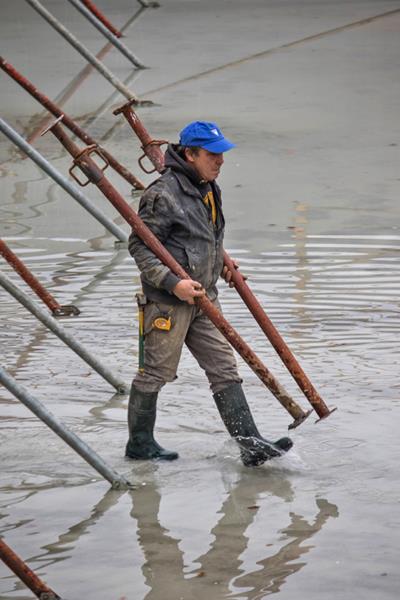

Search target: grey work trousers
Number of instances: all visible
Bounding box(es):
[133,297,241,394]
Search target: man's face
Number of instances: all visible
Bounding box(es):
[185,148,225,182]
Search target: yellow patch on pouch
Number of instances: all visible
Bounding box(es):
[153,316,172,331]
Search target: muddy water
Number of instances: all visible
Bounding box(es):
[2,212,400,599]
[2,1,400,599]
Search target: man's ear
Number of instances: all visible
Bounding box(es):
[184,147,195,163]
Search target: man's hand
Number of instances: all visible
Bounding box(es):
[221,259,247,288]
[172,279,205,304]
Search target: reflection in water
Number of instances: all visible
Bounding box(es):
[130,474,338,599]
[4,244,134,379]
[0,472,339,599]
[292,201,312,327]
[0,488,123,598]
[234,498,338,598]
[0,491,37,536]
[9,489,124,572]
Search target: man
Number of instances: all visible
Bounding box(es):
[127,121,293,466]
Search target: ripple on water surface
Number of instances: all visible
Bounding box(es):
[2,233,400,599]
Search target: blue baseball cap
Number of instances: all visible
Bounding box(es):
[179,121,235,153]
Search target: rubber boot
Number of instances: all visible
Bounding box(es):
[213,382,293,466]
[125,385,178,461]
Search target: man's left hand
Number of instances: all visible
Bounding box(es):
[221,260,247,288]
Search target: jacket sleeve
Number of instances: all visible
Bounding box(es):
[128,186,181,293]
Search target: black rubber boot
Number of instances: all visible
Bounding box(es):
[213,382,293,466]
[125,385,178,461]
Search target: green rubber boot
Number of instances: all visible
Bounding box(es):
[213,382,293,466]
[125,385,178,461]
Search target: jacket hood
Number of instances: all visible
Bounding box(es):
[164,144,204,187]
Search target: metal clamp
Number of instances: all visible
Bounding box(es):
[39,592,60,600]
[138,140,168,173]
[52,304,81,317]
[69,145,109,186]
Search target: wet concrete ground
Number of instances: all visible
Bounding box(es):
[1,1,400,598]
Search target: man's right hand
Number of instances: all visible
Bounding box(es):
[172,279,205,304]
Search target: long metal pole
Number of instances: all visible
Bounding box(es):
[113,101,336,421]
[0,239,79,317]
[0,538,61,600]
[0,366,133,489]
[0,118,129,242]
[80,0,123,37]
[67,0,146,69]
[24,0,140,102]
[26,6,148,145]
[0,58,144,190]
[222,252,336,420]
[46,121,311,428]
[0,271,127,394]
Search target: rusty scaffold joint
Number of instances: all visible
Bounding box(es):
[114,99,168,174]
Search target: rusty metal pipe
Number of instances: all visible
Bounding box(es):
[80,0,123,37]
[0,239,79,317]
[0,57,144,190]
[112,101,336,421]
[46,120,311,428]
[114,100,166,173]
[222,253,336,421]
[0,537,60,599]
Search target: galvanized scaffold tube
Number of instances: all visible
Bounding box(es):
[0,271,127,394]
[80,0,123,37]
[45,119,311,428]
[0,117,129,242]
[67,0,146,69]
[113,101,336,422]
[0,366,133,489]
[24,0,140,102]
[25,5,148,144]
[0,537,61,599]
[0,58,144,190]
[0,238,80,317]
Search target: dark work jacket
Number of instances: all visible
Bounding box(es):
[129,145,225,305]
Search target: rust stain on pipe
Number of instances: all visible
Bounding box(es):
[0,239,79,317]
[0,58,144,190]
[0,538,60,599]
